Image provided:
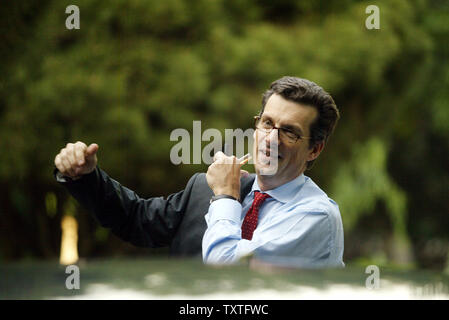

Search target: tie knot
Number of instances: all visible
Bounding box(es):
[253,191,271,205]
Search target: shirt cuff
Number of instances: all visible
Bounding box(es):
[53,167,97,183]
[55,170,71,183]
[207,198,242,225]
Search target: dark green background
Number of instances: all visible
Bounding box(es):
[0,0,448,272]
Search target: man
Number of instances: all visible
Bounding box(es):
[203,77,343,267]
[54,76,344,267]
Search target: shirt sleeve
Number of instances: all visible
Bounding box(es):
[202,198,248,264]
[254,211,336,268]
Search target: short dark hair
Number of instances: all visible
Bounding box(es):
[260,76,340,169]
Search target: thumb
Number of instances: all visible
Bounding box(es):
[85,143,99,158]
[240,169,250,178]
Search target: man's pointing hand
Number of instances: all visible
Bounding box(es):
[54,141,98,179]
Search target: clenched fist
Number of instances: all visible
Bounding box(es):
[206,151,250,201]
[54,141,99,179]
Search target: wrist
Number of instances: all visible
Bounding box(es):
[214,189,240,201]
[55,170,81,182]
[210,194,239,204]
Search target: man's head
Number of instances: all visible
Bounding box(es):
[253,76,339,188]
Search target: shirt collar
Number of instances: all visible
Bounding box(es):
[250,174,306,203]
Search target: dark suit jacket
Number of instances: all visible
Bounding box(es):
[55,167,256,257]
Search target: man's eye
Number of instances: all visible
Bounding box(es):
[282,129,298,139]
[263,120,272,127]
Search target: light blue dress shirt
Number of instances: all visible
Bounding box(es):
[202,174,344,268]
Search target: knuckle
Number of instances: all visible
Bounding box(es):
[75,141,86,148]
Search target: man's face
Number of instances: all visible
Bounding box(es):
[253,93,321,186]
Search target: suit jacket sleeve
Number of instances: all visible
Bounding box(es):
[54,166,199,248]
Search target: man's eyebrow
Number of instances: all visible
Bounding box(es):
[260,114,273,121]
[282,124,304,135]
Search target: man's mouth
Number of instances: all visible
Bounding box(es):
[257,149,282,174]
[259,149,282,160]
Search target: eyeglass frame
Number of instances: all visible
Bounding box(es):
[254,115,311,144]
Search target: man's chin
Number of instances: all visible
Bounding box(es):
[255,158,281,176]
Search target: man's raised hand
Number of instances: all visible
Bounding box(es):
[54,141,98,179]
[206,151,251,201]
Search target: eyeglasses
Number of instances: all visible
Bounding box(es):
[254,116,311,144]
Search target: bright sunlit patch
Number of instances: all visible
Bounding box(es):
[59,215,79,265]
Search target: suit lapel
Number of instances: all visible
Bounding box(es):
[240,174,256,202]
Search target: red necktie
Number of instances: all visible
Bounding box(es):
[241,191,271,240]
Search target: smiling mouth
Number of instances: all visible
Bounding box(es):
[259,149,282,159]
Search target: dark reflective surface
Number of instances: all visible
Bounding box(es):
[1,257,448,299]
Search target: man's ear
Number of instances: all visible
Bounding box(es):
[307,141,325,162]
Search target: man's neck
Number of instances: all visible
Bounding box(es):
[256,171,304,192]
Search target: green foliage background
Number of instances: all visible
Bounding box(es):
[0,0,447,269]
